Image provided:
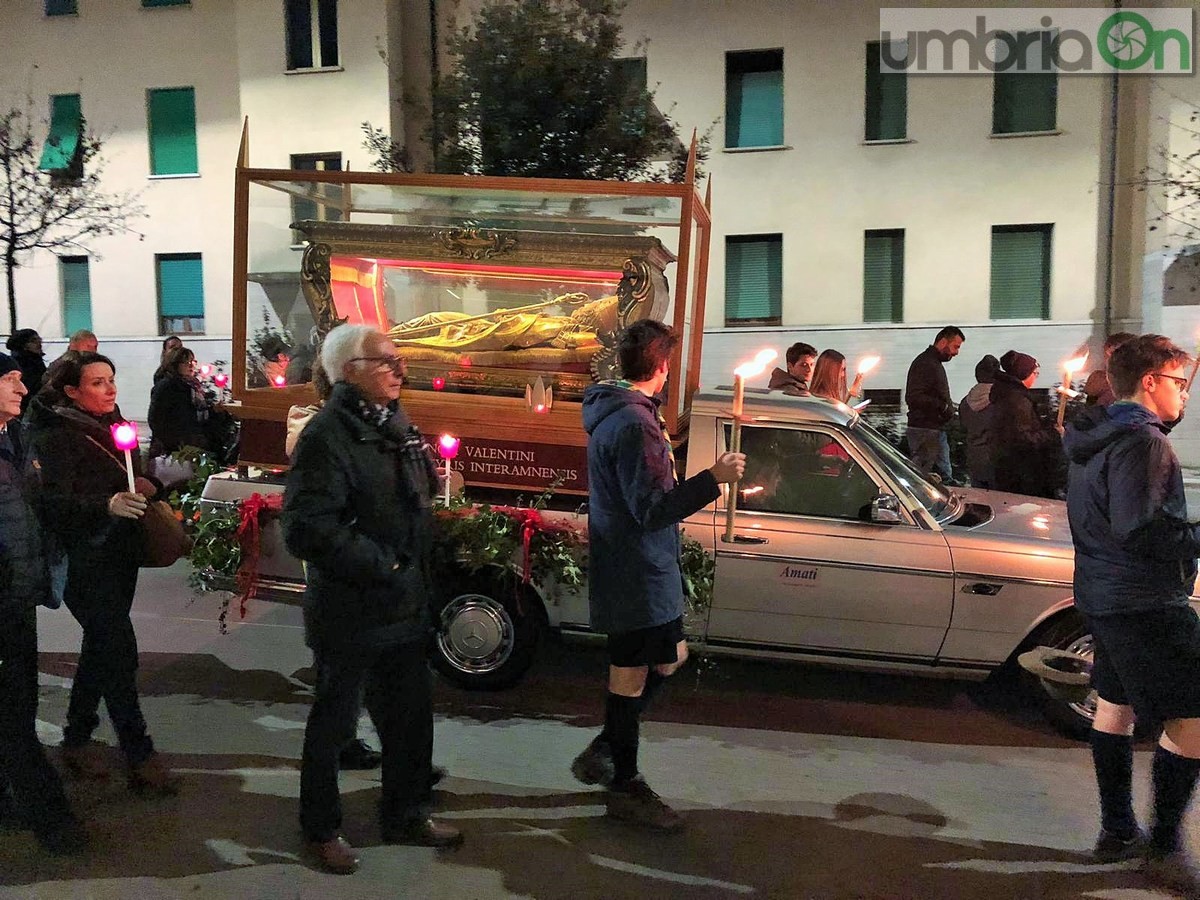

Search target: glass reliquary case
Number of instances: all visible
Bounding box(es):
[231,129,712,494]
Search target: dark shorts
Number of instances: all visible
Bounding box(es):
[1087,604,1200,723]
[607,617,684,668]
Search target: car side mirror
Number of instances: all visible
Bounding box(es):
[870,492,903,524]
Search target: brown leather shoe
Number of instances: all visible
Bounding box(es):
[128,753,181,796]
[382,817,464,848]
[60,742,111,780]
[305,836,359,875]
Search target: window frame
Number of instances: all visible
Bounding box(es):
[989,223,1053,320]
[725,49,784,150]
[864,41,908,142]
[155,252,206,335]
[146,86,199,177]
[59,255,92,334]
[289,152,344,243]
[862,228,905,324]
[285,0,340,72]
[39,93,83,174]
[724,233,783,328]
[991,31,1058,135]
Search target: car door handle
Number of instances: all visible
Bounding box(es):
[962,582,1003,595]
[721,534,769,545]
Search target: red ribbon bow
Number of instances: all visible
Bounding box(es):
[234,492,284,620]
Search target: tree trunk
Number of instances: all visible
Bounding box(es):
[4,247,14,334]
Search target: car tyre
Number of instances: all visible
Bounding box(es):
[433,570,543,690]
[1028,611,1097,740]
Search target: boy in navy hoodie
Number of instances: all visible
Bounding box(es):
[571,319,743,831]
[1065,334,1200,893]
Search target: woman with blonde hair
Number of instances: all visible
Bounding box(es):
[808,350,864,404]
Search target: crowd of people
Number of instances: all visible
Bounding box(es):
[4,319,1200,895]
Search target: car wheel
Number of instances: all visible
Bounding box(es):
[1030,611,1097,740]
[433,572,543,690]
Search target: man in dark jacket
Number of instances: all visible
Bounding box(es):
[990,350,1061,498]
[0,353,86,855]
[570,319,744,831]
[1064,334,1200,893]
[904,326,964,481]
[767,341,816,395]
[282,325,462,875]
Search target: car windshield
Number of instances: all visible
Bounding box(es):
[851,420,954,520]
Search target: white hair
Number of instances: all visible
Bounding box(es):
[320,324,382,384]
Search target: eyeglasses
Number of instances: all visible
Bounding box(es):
[1152,372,1190,391]
[349,356,406,376]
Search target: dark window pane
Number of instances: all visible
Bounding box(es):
[285,0,314,70]
[990,225,1052,319]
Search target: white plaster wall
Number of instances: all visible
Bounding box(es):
[1,0,242,339]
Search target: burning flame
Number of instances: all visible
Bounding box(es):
[740,485,764,497]
[272,374,287,388]
[437,434,461,460]
[111,422,138,451]
[856,355,881,376]
[1064,354,1089,376]
[734,349,777,379]
[213,372,229,388]
[199,363,212,377]
[432,376,446,391]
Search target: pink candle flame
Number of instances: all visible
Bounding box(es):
[111,422,138,451]
[432,376,446,391]
[199,363,212,377]
[213,372,229,388]
[437,434,461,460]
[271,374,286,388]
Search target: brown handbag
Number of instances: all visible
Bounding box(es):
[84,435,193,568]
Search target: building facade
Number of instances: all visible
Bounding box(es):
[4,0,1200,461]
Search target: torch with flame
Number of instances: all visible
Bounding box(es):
[725,349,777,542]
[1056,353,1089,428]
[856,356,880,377]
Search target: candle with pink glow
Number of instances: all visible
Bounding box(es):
[271,374,286,389]
[110,422,139,493]
[437,433,461,506]
[725,349,777,542]
[213,372,230,389]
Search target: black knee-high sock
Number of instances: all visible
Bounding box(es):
[604,692,641,785]
[639,670,668,714]
[1091,730,1137,838]
[1151,744,1200,852]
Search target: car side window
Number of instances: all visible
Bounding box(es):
[737,425,881,521]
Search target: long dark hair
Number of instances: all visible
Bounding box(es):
[154,346,196,384]
[809,350,847,402]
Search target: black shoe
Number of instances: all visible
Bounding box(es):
[571,737,614,787]
[35,819,88,856]
[1093,828,1147,863]
[1144,847,1200,897]
[382,817,464,848]
[339,739,382,770]
[605,776,684,832]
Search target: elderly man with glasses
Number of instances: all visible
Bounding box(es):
[282,325,462,875]
[1065,334,1200,894]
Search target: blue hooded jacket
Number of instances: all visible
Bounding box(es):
[582,382,718,634]
[1064,401,1200,616]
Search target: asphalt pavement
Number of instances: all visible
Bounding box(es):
[0,562,1193,899]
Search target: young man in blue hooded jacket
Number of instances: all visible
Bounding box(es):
[571,319,744,831]
[1065,334,1200,893]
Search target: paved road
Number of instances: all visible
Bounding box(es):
[1,563,1191,899]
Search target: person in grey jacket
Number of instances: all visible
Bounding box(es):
[959,354,1000,489]
[0,353,86,855]
[570,319,744,832]
[282,325,462,875]
[1064,334,1200,893]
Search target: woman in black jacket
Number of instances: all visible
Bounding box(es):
[27,352,179,795]
[148,346,213,456]
[991,350,1063,498]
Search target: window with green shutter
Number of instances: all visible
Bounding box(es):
[286,0,339,70]
[726,50,783,149]
[725,235,782,327]
[60,257,92,333]
[865,42,907,141]
[156,253,205,334]
[863,229,904,323]
[45,0,77,15]
[147,87,198,176]
[993,32,1057,134]
[39,94,82,173]
[990,225,1051,319]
